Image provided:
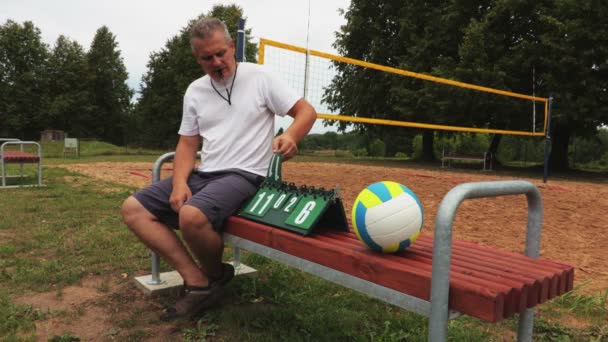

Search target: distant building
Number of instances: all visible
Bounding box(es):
[40,130,65,141]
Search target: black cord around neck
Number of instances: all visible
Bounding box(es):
[210,64,238,105]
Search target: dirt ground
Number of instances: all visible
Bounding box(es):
[19,161,608,340]
[59,161,608,291]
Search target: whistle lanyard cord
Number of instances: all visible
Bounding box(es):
[210,64,238,105]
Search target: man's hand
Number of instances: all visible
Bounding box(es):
[169,135,200,212]
[272,133,298,161]
[276,98,316,161]
[169,181,192,212]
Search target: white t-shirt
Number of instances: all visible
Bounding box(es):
[179,62,301,176]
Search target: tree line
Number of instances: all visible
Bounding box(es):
[298,128,608,170]
[0,4,256,148]
[2,2,607,171]
[324,0,608,171]
[0,21,132,144]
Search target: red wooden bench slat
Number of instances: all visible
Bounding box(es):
[336,219,568,303]
[418,237,561,303]
[224,217,574,322]
[323,231,555,308]
[2,151,40,163]
[315,233,526,318]
[226,217,507,322]
[312,228,572,310]
[453,239,573,298]
[321,231,532,318]
[532,258,574,293]
[412,236,552,307]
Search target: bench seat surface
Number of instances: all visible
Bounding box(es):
[224,216,574,322]
[1,151,40,162]
[442,155,489,161]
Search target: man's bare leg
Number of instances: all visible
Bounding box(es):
[121,196,206,287]
[178,205,224,282]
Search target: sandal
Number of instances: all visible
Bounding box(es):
[160,283,224,321]
[159,263,235,321]
[210,262,235,286]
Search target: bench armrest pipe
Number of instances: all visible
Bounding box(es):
[146,152,177,285]
[1,141,42,187]
[429,180,542,342]
[148,152,239,285]
[149,153,542,340]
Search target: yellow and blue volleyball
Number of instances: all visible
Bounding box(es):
[352,181,423,253]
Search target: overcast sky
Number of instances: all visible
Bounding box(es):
[1,0,351,133]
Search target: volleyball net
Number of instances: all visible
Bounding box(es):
[258,38,549,137]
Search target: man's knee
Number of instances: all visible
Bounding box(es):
[121,196,145,227]
[179,205,213,232]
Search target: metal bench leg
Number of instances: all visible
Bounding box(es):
[148,252,164,285]
[429,181,542,341]
[37,159,42,185]
[517,308,534,342]
[1,160,5,187]
[233,246,242,268]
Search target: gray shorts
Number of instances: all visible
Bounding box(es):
[133,169,264,231]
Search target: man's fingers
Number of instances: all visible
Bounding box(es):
[169,188,191,213]
[273,135,297,159]
[170,199,182,212]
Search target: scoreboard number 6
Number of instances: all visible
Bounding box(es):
[294,201,316,224]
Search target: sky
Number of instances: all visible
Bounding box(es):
[1,0,351,134]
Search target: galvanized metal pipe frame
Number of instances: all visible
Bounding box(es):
[440,148,493,171]
[147,152,225,286]
[1,139,26,186]
[429,180,542,342]
[1,140,43,188]
[222,233,458,319]
[148,154,542,341]
[147,151,451,317]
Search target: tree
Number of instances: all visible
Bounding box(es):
[133,4,257,148]
[324,0,492,161]
[86,26,133,145]
[327,0,608,169]
[47,35,92,136]
[542,0,608,170]
[450,0,608,170]
[0,20,49,139]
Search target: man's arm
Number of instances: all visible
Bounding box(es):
[170,134,201,212]
[273,98,317,160]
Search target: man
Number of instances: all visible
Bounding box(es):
[121,17,316,321]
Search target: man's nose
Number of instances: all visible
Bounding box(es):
[210,56,222,66]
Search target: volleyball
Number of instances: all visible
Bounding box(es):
[352,181,424,253]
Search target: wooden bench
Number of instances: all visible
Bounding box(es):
[143,153,574,342]
[441,148,493,171]
[0,139,43,188]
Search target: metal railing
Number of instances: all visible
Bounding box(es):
[1,139,43,188]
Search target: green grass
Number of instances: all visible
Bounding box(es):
[38,140,165,159]
[0,168,147,294]
[0,140,165,186]
[0,155,606,340]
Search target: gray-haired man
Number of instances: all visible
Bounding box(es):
[121,17,316,320]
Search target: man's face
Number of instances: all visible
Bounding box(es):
[192,30,236,82]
